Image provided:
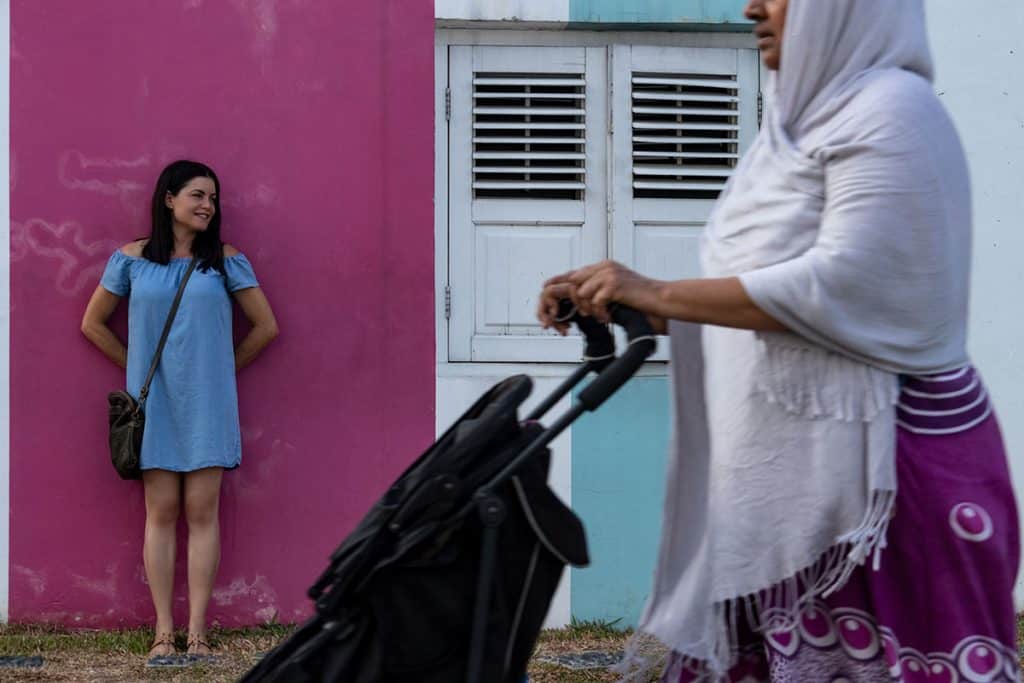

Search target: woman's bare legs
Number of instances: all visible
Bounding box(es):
[142,469,182,656]
[183,467,224,654]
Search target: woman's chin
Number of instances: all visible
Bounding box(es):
[762,53,780,70]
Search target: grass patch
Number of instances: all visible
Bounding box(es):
[566,617,626,638]
[0,623,292,656]
[536,616,629,649]
[527,662,627,683]
[2,617,1019,681]
[530,619,636,683]
[0,624,291,682]
[0,621,633,681]
[0,624,152,656]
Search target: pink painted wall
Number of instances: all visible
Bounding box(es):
[10,0,435,626]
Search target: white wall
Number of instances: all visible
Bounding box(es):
[435,0,569,23]
[927,1,1024,602]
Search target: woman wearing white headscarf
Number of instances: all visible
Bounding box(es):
[538,0,1019,680]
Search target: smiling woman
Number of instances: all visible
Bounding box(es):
[141,161,228,272]
[79,160,279,663]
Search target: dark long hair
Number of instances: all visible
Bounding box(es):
[143,160,224,274]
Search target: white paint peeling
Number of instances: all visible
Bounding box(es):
[254,605,278,623]
[71,564,120,602]
[212,575,278,608]
[11,565,46,598]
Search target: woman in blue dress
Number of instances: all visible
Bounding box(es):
[81,160,279,659]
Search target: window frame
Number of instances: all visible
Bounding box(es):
[435,28,760,367]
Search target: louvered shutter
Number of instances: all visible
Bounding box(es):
[631,73,741,198]
[472,74,587,198]
[448,46,607,362]
[611,45,759,359]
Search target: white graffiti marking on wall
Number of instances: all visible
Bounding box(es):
[11,219,121,297]
[58,150,150,197]
[58,150,152,220]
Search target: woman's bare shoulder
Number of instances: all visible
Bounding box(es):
[119,239,148,257]
[223,243,241,257]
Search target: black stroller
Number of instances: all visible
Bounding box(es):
[241,304,656,683]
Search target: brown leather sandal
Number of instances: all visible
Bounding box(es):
[148,634,176,658]
[186,635,214,656]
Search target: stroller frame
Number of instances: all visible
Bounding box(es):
[461,304,657,683]
[242,303,656,683]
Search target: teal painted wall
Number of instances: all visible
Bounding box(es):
[569,0,749,25]
[571,376,671,627]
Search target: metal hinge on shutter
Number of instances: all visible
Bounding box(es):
[445,86,451,122]
[444,285,451,320]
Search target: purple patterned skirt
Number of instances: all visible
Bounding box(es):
[665,367,1020,682]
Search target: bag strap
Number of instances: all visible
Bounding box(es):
[138,257,198,408]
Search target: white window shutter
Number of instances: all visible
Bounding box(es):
[472,73,587,197]
[631,72,742,197]
[610,45,759,359]
[448,46,608,362]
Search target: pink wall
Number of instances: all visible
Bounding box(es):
[10,0,435,626]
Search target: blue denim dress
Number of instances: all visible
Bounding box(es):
[101,250,259,472]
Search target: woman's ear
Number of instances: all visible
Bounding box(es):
[165,191,175,210]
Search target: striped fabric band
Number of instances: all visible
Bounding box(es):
[897,366,992,436]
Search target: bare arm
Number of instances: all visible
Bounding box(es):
[537,260,785,334]
[232,287,279,371]
[81,286,128,368]
[649,276,786,332]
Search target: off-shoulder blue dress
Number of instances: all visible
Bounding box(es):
[100,250,259,472]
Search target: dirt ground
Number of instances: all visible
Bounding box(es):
[0,621,637,682]
[2,617,1021,682]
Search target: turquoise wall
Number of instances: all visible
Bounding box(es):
[569,0,749,25]
[571,376,671,627]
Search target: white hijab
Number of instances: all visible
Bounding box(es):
[625,0,972,676]
[731,0,968,374]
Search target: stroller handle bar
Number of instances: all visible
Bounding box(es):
[554,300,616,372]
[475,300,657,515]
[555,300,657,412]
